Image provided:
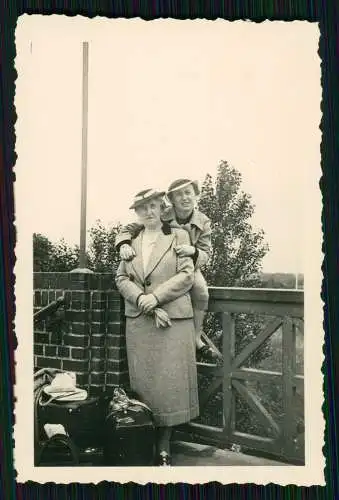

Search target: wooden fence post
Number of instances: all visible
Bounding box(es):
[222,312,235,438]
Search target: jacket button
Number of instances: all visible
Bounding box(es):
[145,279,151,286]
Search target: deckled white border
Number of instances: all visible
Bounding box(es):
[14,15,324,485]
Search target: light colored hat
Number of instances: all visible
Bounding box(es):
[166,178,200,196]
[129,188,165,210]
[42,372,87,402]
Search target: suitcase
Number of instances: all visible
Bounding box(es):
[103,388,156,466]
[38,391,110,449]
[34,369,110,466]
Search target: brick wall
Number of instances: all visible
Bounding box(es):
[33,271,129,395]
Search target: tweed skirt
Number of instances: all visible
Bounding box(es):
[125,315,199,426]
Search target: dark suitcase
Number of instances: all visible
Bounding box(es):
[103,388,156,466]
[34,369,109,466]
[38,391,110,449]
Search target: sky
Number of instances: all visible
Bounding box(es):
[15,17,321,273]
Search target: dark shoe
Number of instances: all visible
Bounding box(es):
[197,344,220,363]
[156,451,172,466]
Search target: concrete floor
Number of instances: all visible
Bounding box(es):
[171,441,289,466]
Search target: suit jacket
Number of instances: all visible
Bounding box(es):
[115,227,194,319]
[115,208,212,270]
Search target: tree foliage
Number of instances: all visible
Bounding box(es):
[33,234,80,272]
[88,221,122,273]
[198,160,269,287]
[33,222,122,274]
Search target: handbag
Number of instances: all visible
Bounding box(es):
[103,387,156,466]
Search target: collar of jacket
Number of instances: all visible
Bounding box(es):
[130,225,175,280]
[135,223,172,236]
[162,207,206,231]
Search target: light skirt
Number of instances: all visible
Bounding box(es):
[125,315,199,426]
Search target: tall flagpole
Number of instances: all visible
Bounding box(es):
[72,41,92,273]
[79,41,89,268]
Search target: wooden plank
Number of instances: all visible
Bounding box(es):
[208,287,304,305]
[173,424,225,451]
[197,363,223,377]
[229,389,236,433]
[232,367,282,383]
[232,379,281,438]
[208,287,304,318]
[209,300,303,318]
[222,312,235,438]
[182,422,224,443]
[233,317,283,369]
[281,316,297,459]
[201,331,223,359]
[230,431,277,454]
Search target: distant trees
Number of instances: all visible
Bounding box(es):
[260,272,304,290]
[33,234,79,272]
[198,160,269,288]
[87,221,122,273]
[33,222,122,274]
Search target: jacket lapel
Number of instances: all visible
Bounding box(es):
[130,233,144,283]
[145,232,175,278]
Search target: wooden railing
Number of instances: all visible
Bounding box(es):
[180,286,304,465]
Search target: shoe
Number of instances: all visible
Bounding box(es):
[156,450,172,466]
[197,344,220,363]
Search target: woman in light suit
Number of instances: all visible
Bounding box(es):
[115,188,199,466]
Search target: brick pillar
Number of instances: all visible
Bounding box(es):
[63,271,93,389]
[105,291,129,391]
[33,271,129,396]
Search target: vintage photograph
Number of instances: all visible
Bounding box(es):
[14,17,323,484]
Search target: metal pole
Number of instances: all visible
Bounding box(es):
[79,41,89,268]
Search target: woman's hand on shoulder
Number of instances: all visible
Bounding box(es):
[175,244,195,257]
[138,294,158,314]
[120,243,136,261]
